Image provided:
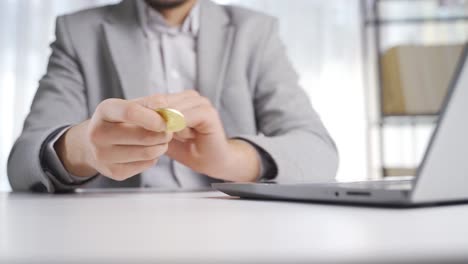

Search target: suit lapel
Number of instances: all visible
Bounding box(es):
[102,0,150,100]
[197,0,234,108]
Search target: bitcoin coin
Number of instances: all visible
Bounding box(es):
[155,108,186,132]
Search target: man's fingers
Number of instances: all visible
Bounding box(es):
[133,90,199,110]
[105,159,158,181]
[96,144,169,164]
[96,98,166,132]
[92,122,172,146]
[165,90,201,106]
[160,94,220,134]
[168,94,211,113]
[96,91,207,135]
[133,94,169,110]
[174,128,196,141]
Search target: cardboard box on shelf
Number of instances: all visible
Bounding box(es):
[381,44,464,115]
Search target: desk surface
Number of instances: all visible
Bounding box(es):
[1,190,467,264]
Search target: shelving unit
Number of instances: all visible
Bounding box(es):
[361,0,468,178]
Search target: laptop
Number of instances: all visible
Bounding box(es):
[213,43,468,207]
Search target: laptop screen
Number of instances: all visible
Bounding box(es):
[412,43,468,202]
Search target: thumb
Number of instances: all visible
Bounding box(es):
[132,94,169,110]
[167,139,192,164]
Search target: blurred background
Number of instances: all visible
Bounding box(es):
[0,0,467,191]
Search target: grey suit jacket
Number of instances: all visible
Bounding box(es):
[8,0,339,192]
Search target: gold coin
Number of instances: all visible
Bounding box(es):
[155,108,186,132]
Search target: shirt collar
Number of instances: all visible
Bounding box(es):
[136,0,200,37]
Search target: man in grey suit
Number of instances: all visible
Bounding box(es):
[8,0,338,193]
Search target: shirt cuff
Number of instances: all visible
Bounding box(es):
[234,138,278,181]
[42,126,95,185]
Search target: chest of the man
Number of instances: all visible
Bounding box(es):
[80,35,259,137]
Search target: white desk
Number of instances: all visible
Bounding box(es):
[1,190,467,263]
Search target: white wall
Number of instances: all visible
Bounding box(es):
[0,0,368,191]
[219,0,367,182]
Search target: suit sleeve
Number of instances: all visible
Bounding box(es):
[7,16,93,192]
[236,19,339,183]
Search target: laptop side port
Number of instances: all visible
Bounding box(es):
[346,191,371,196]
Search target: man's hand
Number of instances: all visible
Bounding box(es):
[165,90,261,182]
[56,96,172,181]
[56,91,260,183]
